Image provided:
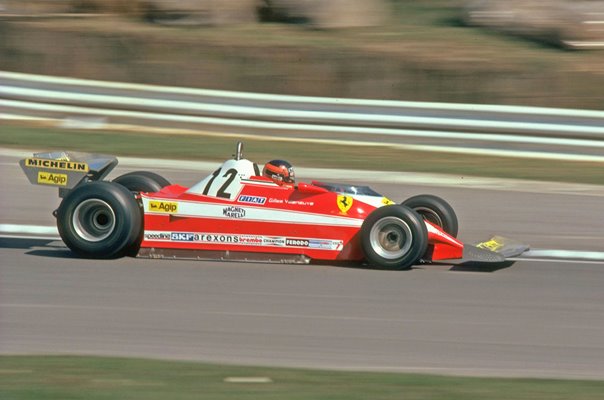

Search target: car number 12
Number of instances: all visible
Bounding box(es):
[202,168,238,199]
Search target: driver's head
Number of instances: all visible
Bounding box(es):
[263,159,295,187]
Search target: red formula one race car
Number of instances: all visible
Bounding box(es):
[20,143,528,270]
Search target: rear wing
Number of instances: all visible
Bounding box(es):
[20,150,118,197]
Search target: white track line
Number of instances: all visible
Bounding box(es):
[0,224,58,235]
[511,257,604,265]
[520,249,604,262]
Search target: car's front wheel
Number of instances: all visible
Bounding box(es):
[57,181,141,258]
[112,171,171,193]
[360,205,428,270]
[402,194,458,237]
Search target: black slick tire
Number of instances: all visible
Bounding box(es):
[112,171,171,193]
[112,171,171,257]
[57,181,142,259]
[360,205,428,270]
[402,194,458,237]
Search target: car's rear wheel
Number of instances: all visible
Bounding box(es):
[57,181,141,258]
[360,205,428,270]
[112,171,171,193]
[402,194,458,237]
[111,171,171,256]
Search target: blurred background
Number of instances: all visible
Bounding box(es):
[1,0,604,109]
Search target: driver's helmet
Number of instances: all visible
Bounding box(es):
[263,159,295,187]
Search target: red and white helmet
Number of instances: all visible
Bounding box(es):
[263,159,295,187]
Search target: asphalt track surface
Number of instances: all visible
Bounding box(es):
[2,152,604,379]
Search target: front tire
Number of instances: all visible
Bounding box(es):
[112,171,171,193]
[402,194,458,237]
[57,182,142,259]
[360,205,428,270]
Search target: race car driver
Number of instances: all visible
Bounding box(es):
[263,159,295,188]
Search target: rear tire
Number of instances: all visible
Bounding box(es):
[402,194,458,237]
[360,205,428,270]
[112,171,170,193]
[57,181,141,259]
[111,171,170,256]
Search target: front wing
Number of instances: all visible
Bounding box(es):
[436,236,529,265]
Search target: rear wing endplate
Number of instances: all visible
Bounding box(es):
[20,150,118,196]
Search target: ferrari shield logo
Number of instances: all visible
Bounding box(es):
[337,195,353,214]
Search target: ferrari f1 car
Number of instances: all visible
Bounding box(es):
[19,143,528,270]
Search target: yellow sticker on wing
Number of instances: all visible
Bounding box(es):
[37,172,67,186]
[476,238,504,252]
[25,158,88,172]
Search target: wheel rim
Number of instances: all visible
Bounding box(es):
[369,216,413,260]
[72,199,116,242]
[414,206,443,227]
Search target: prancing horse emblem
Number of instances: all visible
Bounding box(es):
[337,195,353,214]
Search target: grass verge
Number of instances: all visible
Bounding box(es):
[1,355,604,400]
[3,124,604,185]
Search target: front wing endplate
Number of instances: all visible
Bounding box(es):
[436,236,529,266]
